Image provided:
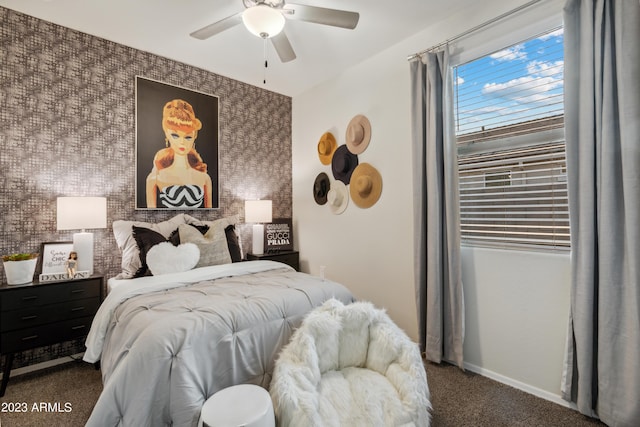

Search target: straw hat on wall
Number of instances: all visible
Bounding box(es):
[350,163,382,208]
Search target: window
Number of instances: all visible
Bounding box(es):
[454,27,569,250]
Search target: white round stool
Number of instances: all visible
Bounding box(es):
[199,384,275,427]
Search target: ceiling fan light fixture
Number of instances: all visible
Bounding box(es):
[242,5,285,39]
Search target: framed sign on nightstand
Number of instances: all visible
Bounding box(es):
[264,218,293,253]
[37,241,73,275]
[37,241,90,282]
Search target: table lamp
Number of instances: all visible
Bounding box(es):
[245,200,272,255]
[56,197,107,275]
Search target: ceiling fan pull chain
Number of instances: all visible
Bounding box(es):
[263,37,268,84]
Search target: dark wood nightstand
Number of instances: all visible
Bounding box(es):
[246,251,299,271]
[0,275,104,396]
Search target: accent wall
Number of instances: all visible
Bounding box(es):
[0,7,292,369]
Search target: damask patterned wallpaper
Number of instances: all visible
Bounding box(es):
[0,7,292,369]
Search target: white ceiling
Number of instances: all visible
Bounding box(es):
[0,0,472,97]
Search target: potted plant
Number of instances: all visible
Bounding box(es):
[2,253,39,285]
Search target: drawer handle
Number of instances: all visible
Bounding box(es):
[71,289,85,294]
[71,307,85,312]
[21,315,38,321]
[22,335,38,341]
[21,296,38,301]
[71,325,86,331]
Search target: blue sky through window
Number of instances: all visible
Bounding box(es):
[454,27,564,136]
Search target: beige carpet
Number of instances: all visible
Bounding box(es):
[0,358,607,426]
[0,359,101,427]
[424,362,606,426]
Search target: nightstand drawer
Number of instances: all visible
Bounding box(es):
[0,278,101,311]
[246,251,300,271]
[54,278,102,303]
[0,297,100,333]
[272,253,299,270]
[0,315,94,354]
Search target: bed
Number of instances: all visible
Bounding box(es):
[82,214,354,426]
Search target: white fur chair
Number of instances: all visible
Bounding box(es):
[269,299,431,427]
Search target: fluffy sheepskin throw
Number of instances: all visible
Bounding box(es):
[145,242,200,276]
[270,299,431,427]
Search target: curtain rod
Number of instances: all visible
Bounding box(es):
[407,0,544,61]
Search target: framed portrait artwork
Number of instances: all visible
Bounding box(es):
[135,76,220,209]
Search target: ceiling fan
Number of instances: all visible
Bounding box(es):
[190,0,360,63]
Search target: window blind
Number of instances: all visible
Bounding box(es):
[458,139,569,248]
[454,27,569,250]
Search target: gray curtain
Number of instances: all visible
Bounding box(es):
[561,1,640,425]
[410,49,464,368]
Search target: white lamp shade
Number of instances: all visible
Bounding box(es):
[57,197,107,231]
[242,5,285,38]
[245,200,273,223]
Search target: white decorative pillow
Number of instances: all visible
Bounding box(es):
[178,223,232,268]
[146,242,200,276]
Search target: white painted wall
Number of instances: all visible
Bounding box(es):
[461,246,571,402]
[292,0,571,402]
[291,43,418,337]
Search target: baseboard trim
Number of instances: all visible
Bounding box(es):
[0,353,85,380]
[463,361,578,411]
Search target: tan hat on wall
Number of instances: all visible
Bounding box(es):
[350,163,382,208]
[346,115,371,155]
[317,132,337,165]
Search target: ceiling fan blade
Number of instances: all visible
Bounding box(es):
[271,31,297,63]
[190,12,243,40]
[283,4,359,29]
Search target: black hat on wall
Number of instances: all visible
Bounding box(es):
[313,172,330,205]
[331,145,359,185]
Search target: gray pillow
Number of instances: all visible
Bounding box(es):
[178,224,232,268]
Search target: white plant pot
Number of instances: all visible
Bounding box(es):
[3,258,37,285]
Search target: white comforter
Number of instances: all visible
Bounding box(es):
[83,261,354,427]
